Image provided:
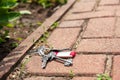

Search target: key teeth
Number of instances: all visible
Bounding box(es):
[64,59,73,66]
[41,62,46,69]
[41,65,46,69]
[64,62,72,66]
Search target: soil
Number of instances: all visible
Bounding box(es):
[0,2,56,62]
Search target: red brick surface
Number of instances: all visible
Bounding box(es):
[70,2,95,13]
[72,77,96,80]
[24,77,97,80]
[76,39,120,53]
[47,28,81,49]
[26,55,106,76]
[24,0,120,79]
[116,10,120,16]
[100,0,119,5]
[59,20,84,28]
[64,11,114,20]
[80,0,96,2]
[24,77,68,80]
[96,5,120,11]
[115,18,120,37]
[83,18,115,38]
[112,56,120,80]
[2,0,120,79]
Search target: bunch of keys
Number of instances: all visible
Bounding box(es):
[30,46,76,69]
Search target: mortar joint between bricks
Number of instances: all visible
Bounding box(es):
[93,0,101,11]
[76,52,113,55]
[113,10,119,38]
[92,0,101,11]
[104,55,113,76]
[73,73,97,77]
[72,19,89,50]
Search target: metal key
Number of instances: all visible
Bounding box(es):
[49,52,73,66]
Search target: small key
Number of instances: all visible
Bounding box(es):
[49,52,73,66]
[55,56,73,66]
[41,56,49,69]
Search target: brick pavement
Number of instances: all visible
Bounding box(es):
[25,0,120,80]
[83,17,115,38]
[99,0,119,6]
[112,56,120,80]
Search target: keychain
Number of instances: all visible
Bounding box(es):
[50,48,76,58]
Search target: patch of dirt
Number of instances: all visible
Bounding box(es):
[0,2,56,61]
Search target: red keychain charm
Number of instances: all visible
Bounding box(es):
[55,51,76,58]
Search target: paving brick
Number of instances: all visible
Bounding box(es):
[64,11,114,20]
[70,2,95,13]
[97,5,120,11]
[115,18,120,37]
[112,56,120,80]
[24,77,68,80]
[116,9,120,16]
[76,39,120,53]
[59,20,84,28]
[100,0,119,5]
[72,77,96,80]
[80,0,96,2]
[26,55,106,76]
[112,55,120,80]
[83,18,115,38]
[47,28,80,49]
